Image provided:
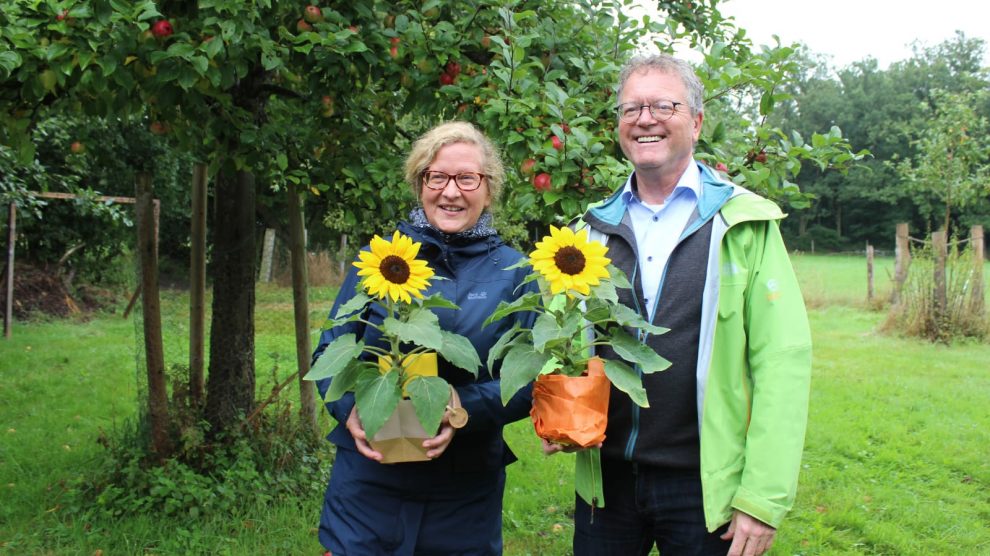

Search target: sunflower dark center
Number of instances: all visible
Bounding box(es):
[380,255,411,284]
[554,246,586,275]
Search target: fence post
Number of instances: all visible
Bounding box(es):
[866,242,875,303]
[932,231,947,325]
[892,223,910,305]
[972,225,985,316]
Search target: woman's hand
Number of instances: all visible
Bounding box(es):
[422,413,456,459]
[345,407,384,462]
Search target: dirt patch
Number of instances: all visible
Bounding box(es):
[0,263,119,319]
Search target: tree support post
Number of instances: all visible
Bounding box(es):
[287,183,318,432]
[136,173,171,458]
[892,223,910,305]
[189,163,208,404]
[932,231,948,329]
[4,203,15,339]
[972,225,984,317]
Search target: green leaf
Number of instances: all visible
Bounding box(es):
[500,345,551,405]
[384,308,443,350]
[418,292,459,311]
[335,290,372,319]
[612,304,669,336]
[482,292,541,327]
[354,370,401,440]
[606,264,632,289]
[609,327,671,374]
[589,279,618,304]
[437,330,481,377]
[532,311,563,352]
[304,334,364,381]
[324,361,375,402]
[406,376,449,435]
[603,359,649,407]
[487,322,523,371]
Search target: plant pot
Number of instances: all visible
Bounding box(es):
[530,358,610,448]
[368,398,432,464]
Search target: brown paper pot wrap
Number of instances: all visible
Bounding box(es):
[530,358,610,448]
[368,399,432,464]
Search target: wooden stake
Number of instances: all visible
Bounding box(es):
[4,203,15,338]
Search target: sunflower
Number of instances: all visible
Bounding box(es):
[529,225,611,296]
[354,231,435,303]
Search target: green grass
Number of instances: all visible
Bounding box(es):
[2,255,989,554]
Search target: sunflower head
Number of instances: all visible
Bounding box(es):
[529,225,611,297]
[353,231,435,303]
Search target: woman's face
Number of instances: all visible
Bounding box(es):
[420,142,490,234]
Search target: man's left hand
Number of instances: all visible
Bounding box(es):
[721,510,776,556]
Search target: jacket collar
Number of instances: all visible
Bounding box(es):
[588,161,736,227]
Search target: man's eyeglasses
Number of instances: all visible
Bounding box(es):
[422,171,487,191]
[615,100,684,123]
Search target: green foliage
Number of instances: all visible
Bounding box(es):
[894,89,990,235]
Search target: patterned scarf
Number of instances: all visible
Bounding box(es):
[408,208,497,240]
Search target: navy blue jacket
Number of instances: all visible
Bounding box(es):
[313,220,536,473]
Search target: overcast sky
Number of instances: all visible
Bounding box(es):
[716,0,990,69]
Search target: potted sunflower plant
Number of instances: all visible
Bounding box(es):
[484,225,670,506]
[305,231,478,463]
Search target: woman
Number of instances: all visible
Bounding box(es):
[313,121,535,555]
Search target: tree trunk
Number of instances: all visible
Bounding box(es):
[205,168,257,435]
[135,173,171,457]
[189,163,208,405]
[287,183,318,432]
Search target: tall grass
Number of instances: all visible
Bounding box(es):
[1,254,989,554]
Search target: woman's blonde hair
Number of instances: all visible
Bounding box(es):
[403,121,505,205]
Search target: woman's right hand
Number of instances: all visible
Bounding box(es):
[346,407,384,462]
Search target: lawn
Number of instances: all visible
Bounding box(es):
[1,254,988,554]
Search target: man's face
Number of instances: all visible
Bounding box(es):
[617,68,703,178]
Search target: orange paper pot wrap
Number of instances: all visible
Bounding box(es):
[530,358,610,448]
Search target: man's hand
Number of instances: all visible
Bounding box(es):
[721,510,776,556]
[345,407,383,462]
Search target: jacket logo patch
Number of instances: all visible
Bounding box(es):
[765,278,781,302]
[467,291,488,300]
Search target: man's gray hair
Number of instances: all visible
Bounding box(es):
[616,53,704,115]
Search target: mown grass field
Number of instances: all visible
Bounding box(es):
[1,254,988,555]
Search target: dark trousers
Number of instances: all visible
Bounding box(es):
[574,458,731,556]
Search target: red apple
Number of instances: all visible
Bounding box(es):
[296,19,313,32]
[149,121,169,135]
[390,37,401,46]
[151,19,173,39]
[56,9,68,21]
[561,122,571,134]
[551,135,564,150]
[715,162,728,172]
[321,95,335,117]
[304,5,323,24]
[481,35,491,48]
[439,72,455,86]
[533,173,552,191]
[755,151,768,164]
[347,25,359,33]
[520,158,537,176]
[445,61,461,77]
[69,141,85,154]
[389,46,399,58]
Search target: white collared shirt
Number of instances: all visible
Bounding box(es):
[622,164,701,320]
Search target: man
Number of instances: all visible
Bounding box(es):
[550,53,812,556]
